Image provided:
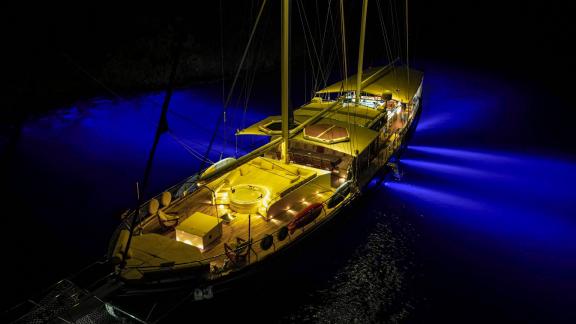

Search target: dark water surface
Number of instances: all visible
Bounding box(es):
[3,63,575,323]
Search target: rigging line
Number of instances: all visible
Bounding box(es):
[391,0,403,64]
[60,52,123,100]
[237,24,259,112]
[61,47,218,163]
[245,10,268,103]
[168,110,259,155]
[304,54,306,102]
[295,0,321,94]
[220,0,227,158]
[375,0,392,62]
[170,137,211,164]
[376,0,398,83]
[405,0,410,91]
[240,2,269,131]
[318,0,333,64]
[169,133,213,158]
[300,0,327,87]
[385,0,397,82]
[58,32,232,179]
[62,48,219,166]
[322,7,341,90]
[317,2,339,92]
[327,8,342,98]
[167,110,225,138]
[323,15,339,88]
[386,0,401,92]
[339,0,348,88]
[121,26,184,268]
[240,67,256,129]
[324,1,340,85]
[236,0,269,110]
[315,0,322,38]
[388,0,399,60]
[339,0,356,181]
[236,60,250,110]
[167,131,214,164]
[322,46,337,91]
[305,1,313,101]
[297,0,328,88]
[198,0,268,174]
[241,7,272,129]
[234,2,266,155]
[296,1,319,90]
[61,45,219,165]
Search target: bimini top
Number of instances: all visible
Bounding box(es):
[236,113,378,156]
[292,117,378,157]
[303,124,349,144]
[316,65,424,103]
[237,100,385,136]
[294,101,382,128]
[236,115,308,136]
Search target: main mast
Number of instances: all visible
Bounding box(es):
[281,0,290,163]
[355,0,369,103]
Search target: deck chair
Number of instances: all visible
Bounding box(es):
[158,209,180,228]
[223,237,252,268]
[156,191,180,229]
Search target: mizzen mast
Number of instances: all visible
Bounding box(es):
[281,0,290,164]
[355,0,369,103]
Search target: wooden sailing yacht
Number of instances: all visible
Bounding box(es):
[108,0,423,299]
[7,0,423,322]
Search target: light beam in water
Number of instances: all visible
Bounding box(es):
[401,158,500,178]
[384,145,576,253]
[407,145,513,163]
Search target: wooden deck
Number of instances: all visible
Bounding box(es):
[139,157,335,267]
[131,110,413,272]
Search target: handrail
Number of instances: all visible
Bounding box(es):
[116,85,421,277]
[124,188,356,274]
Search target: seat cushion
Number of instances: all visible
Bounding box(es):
[159,209,179,221]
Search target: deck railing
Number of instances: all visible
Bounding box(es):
[117,103,414,279]
[123,188,355,280]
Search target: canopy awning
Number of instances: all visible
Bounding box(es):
[292,117,379,156]
[303,124,350,144]
[237,100,385,136]
[294,102,382,128]
[316,65,423,103]
[236,115,307,136]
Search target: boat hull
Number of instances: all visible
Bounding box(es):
[110,90,424,313]
[100,79,426,324]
